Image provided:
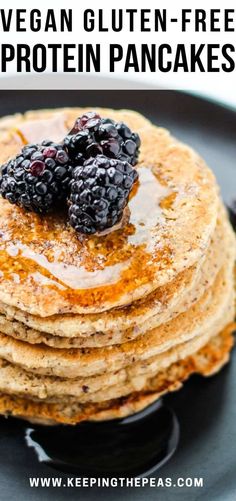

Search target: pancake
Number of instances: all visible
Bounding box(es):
[0,208,232,349]
[0,327,233,425]
[0,108,219,316]
[0,243,233,379]
[0,201,229,344]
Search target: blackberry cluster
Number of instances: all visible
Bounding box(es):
[0,111,140,234]
[63,112,140,166]
[0,141,73,213]
[69,155,138,234]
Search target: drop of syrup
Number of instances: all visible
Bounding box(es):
[25,400,179,477]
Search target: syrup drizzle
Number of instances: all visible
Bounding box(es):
[0,171,173,312]
[0,168,169,291]
[13,114,69,145]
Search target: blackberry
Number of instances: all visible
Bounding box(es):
[63,112,141,167]
[0,141,73,213]
[68,155,139,234]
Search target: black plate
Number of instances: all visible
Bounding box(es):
[0,90,235,501]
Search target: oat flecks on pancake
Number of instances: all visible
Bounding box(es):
[0,107,234,425]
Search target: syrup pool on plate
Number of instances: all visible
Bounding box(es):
[25,400,179,477]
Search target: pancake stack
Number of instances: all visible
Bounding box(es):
[0,107,234,425]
